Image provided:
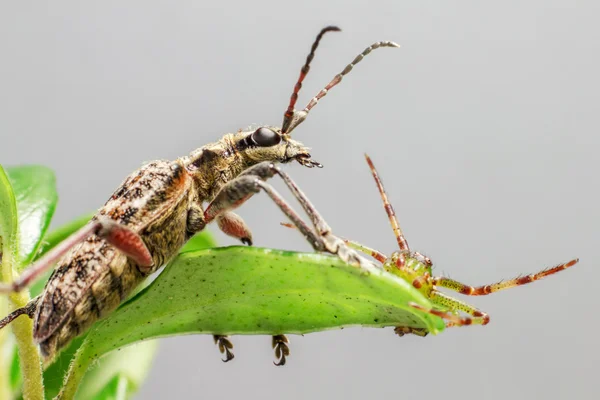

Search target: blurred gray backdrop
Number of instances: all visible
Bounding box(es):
[1,1,598,399]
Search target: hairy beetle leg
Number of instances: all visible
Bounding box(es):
[216,211,253,245]
[394,326,428,337]
[0,218,153,294]
[213,335,235,362]
[272,334,290,366]
[0,296,39,330]
[241,163,378,271]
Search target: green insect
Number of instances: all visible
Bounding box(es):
[267,154,579,335]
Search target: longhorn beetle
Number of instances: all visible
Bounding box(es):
[0,26,400,364]
[227,155,578,363]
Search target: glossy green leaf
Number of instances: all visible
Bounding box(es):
[6,166,58,266]
[0,165,18,259]
[180,230,218,253]
[7,214,182,400]
[76,340,158,400]
[0,165,21,399]
[60,246,444,395]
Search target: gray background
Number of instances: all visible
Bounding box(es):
[1,1,598,399]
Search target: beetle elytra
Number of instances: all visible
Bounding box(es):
[0,27,400,364]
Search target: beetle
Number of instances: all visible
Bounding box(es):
[242,154,579,343]
[0,26,400,364]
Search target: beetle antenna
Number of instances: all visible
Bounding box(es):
[282,26,341,134]
[282,38,400,135]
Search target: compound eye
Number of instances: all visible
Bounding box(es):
[251,127,281,147]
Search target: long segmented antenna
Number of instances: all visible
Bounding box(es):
[282,26,341,134]
[364,154,410,253]
[282,30,400,135]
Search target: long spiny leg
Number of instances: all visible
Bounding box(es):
[204,162,376,269]
[260,166,378,269]
[409,290,491,328]
[270,165,331,237]
[272,334,290,366]
[252,165,378,270]
[204,163,324,251]
[213,335,235,362]
[281,222,388,264]
[339,238,389,264]
[432,259,579,296]
[0,218,153,294]
[409,303,480,328]
[364,155,410,264]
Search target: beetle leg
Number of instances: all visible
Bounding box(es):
[95,217,154,272]
[203,163,323,252]
[282,223,388,264]
[203,162,377,270]
[213,335,235,362]
[216,212,253,245]
[186,203,206,238]
[254,172,378,271]
[394,326,428,337]
[0,296,39,330]
[0,218,153,294]
[432,258,579,296]
[272,334,290,366]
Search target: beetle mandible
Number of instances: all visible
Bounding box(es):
[0,26,400,363]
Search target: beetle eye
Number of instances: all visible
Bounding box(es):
[251,127,281,147]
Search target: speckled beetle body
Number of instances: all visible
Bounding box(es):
[0,27,401,364]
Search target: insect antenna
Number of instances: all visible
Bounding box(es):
[364,154,410,253]
[282,29,400,135]
[282,26,341,134]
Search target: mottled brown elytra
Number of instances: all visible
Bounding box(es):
[0,27,400,366]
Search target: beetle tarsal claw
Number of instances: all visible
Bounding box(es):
[393,326,429,337]
[213,335,235,363]
[272,335,290,366]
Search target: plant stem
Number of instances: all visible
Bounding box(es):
[0,295,11,400]
[1,251,44,400]
[56,342,92,400]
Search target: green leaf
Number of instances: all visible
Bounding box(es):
[5,166,58,267]
[76,340,158,400]
[60,246,444,395]
[9,214,175,400]
[180,230,218,253]
[0,165,18,259]
[0,165,21,399]
[0,165,48,400]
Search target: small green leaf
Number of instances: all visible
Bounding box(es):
[5,166,58,266]
[76,340,158,400]
[0,166,22,399]
[180,230,218,253]
[0,165,18,258]
[60,246,444,395]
